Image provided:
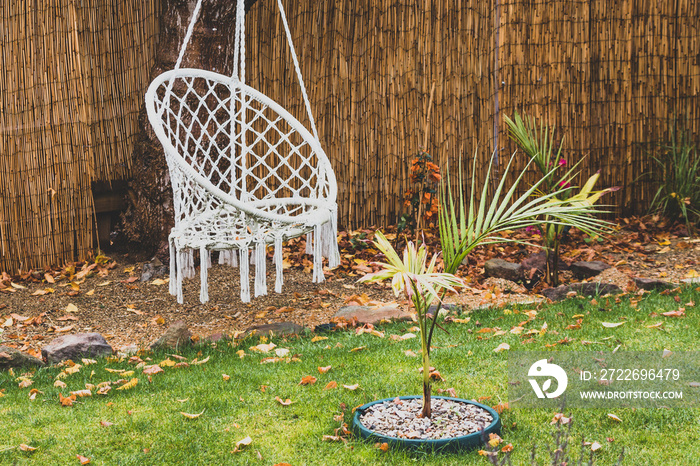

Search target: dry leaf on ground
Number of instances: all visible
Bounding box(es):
[275,396,293,406]
[324,381,338,390]
[180,409,205,419]
[299,375,317,385]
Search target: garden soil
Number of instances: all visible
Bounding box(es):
[1,218,698,358]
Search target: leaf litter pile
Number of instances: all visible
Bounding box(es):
[0,217,698,356]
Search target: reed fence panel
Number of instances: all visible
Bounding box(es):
[1,0,698,272]
[0,0,160,272]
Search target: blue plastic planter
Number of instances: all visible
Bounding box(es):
[352,396,501,452]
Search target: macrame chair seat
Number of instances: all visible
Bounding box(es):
[145,0,339,303]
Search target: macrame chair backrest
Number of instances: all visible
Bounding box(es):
[148,72,335,224]
[144,0,336,226]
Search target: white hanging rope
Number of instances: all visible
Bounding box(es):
[174,0,204,71]
[237,0,246,84]
[276,0,319,140]
[232,0,242,81]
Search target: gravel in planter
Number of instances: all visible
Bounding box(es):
[357,397,493,440]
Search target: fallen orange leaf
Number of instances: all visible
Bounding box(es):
[143,365,164,375]
[299,375,317,385]
[324,381,338,390]
[116,378,138,390]
[318,365,332,374]
[492,402,509,414]
[76,454,91,464]
[275,396,293,406]
[59,393,76,407]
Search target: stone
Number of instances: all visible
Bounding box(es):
[427,303,461,318]
[633,277,674,291]
[204,332,228,343]
[140,257,167,282]
[570,261,611,279]
[521,251,569,274]
[484,259,523,282]
[0,346,45,370]
[643,244,659,253]
[244,322,305,338]
[150,321,192,350]
[42,333,113,364]
[482,277,527,294]
[333,305,412,325]
[542,283,622,302]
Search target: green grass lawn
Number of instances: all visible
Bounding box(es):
[1,286,699,465]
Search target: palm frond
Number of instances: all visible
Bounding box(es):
[439,151,613,274]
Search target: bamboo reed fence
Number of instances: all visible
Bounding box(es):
[245,0,700,230]
[0,0,160,272]
[1,0,698,272]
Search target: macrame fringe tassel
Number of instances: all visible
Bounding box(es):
[312,223,324,283]
[218,250,238,267]
[231,250,238,267]
[239,248,250,303]
[254,241,267,297]
[203,248,212,269]
[305,231,313,255]
[169,238,177,296]
[274,235,283,293]
[199,247,209,303]
[218,250,228,265]
[176,250,185,304]
[183,249,195,279]
[323,210,341,268]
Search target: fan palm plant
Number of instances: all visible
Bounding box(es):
[504,112,618,285]
[361,148,611,419]
[359,232,463,418]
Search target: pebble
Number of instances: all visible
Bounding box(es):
[358,398,493,440]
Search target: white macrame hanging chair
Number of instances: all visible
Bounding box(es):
[145,0,340,304]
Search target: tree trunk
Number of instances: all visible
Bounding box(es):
[122,0,259,256]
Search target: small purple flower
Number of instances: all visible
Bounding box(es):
[558,180,571,188]
[558,159,567,166]
[525,225,541,235]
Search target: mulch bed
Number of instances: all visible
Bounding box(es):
[1,217,698,359]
